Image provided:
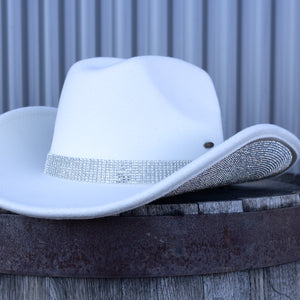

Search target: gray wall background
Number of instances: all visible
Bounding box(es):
[0,0,299,172]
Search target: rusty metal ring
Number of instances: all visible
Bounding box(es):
[0,205,299,278]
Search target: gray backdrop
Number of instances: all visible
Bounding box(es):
[0,0,299,172]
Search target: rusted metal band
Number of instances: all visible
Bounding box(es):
[0,206,299,278]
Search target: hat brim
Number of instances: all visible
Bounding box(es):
[0,107,299,219]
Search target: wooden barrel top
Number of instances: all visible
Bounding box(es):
[0,174,299,299]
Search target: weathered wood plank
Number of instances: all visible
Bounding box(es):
[203,271,250,300]
[198,200,243,214]
[47,277,123,300]
[0,275,49,300]
[249,269,265,300]
[265,263,299,300]
[242,193,300,211]
[121,203,199,216]
[121,276,204,300]
[249,262,300,300]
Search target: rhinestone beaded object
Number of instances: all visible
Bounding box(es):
[44,155,191,184]
[168,139,294,196]
[44,139,294,189]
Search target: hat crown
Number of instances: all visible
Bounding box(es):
[49,56,223,160]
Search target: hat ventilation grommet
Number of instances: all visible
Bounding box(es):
[204,142,214,149]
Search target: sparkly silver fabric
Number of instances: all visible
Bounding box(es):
[44,154,191,184]
[44,139,294,191]
[167,139,294,196]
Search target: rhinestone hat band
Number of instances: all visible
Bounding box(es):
[44,139,295,188]
[44,154,191,184]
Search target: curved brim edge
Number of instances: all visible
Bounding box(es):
[0,107,299,219]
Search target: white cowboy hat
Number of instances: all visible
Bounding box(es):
[0,56,299,219]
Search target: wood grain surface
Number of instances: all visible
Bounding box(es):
[0,176,299,300]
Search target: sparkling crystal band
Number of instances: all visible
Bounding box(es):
[44,153,191,184]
